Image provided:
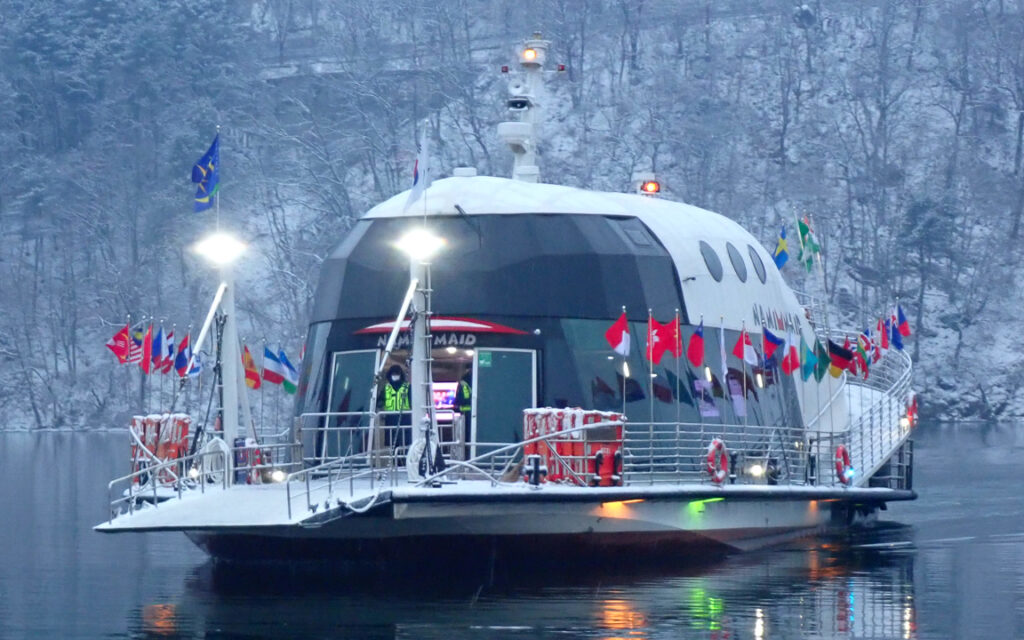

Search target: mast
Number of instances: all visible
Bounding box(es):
[497,33,552,183]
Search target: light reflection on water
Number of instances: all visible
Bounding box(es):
[3,423,1024,639]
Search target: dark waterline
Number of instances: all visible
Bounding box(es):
[3,423,1023,639]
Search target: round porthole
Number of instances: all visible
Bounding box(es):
[699,241,723,282]
[726,242,747,282]
[748,245,767,283]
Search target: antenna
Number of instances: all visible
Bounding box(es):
[497,33,562,183]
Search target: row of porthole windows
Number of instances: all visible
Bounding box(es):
[698,240,768,284]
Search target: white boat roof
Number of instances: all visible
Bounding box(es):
[365,176,804,332]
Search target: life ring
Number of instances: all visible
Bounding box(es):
[835,445,852,485]
[706,438,728,484]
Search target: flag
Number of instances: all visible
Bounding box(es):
[404,125,432,211]
[174,333,192,377]
[719,325,728,382]
[763,327,784,361]
[687,319,705,368]
[896,304,911,337]
[855,332,871,378]
[279,349,299,394]
[828,339,853,378]
[263,346,286,385]
[160,331,175,374]
[890,314,904,351]
[242,345,261,389]
[877,317,890,352]
[105,324,131,364]
[813,338,830,382]
[151,327,164,370]
[732,328,758,365]
[800,334,817,381]
[781,332,800,375]
[128,324,145,364]
[773,225,789,269]
[192,134,220,212]
[646,316,681,364]
[140,325,154,374]
[605,312,631,356]
[796,216,821,272]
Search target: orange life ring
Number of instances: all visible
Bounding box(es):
[706,438,728,484]
[835,445,852,485]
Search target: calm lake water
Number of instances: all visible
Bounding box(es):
[2,423,1023,639]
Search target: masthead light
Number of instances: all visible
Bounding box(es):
[194,232,246,266]
[522,48,537,61]
[394,227,445,262]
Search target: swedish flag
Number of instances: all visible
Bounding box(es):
[773,225,789,269]
[192,134,220,212]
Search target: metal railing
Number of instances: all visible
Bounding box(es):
[105,439,302,523]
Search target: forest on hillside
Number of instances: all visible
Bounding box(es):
[0,0,1021,427]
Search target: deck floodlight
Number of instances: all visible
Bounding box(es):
[749,464,765,478]
[271,469,286,483]
[395,227,445,262]
[194,232,246,266]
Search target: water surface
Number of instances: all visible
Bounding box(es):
[2,423,1022,639]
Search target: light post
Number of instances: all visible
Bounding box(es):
[394,227,445,482]
[193,232,248,485]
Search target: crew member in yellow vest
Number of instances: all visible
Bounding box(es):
[379,364,411,428]
[457,373,472,417]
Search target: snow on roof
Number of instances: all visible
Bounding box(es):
[366,176,803,332]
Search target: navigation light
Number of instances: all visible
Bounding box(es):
[640,180,661,194]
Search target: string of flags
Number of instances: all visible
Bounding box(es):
[774,215,821,273]
[104,322,300,394]
[603,303,912,384]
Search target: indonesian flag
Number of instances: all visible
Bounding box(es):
[139,325,154,374]
[687,319,705,368]
[262,346,286,385]
[242,345,262,390]
[732,329,758,365]
[605,312,631,356]
[781,332,800,375]
[105,324,131,364]
[646,317,681,364]
[763,327,784,361]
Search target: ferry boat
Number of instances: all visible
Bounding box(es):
[96,35,917,564]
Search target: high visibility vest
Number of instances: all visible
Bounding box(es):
[457,381,472,413]
[384,383,410,411]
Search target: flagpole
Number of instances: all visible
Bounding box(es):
[674,309,681,450]
[741,320,748,432]
[648,308,654,441]
[697,314,705,455]
[621,305,628,418]
[125,312,132,410]
[260,337,267,441]
[215,123,221,232]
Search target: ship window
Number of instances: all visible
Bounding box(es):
[726,242,747,282]
[699,241,723,282]
[748,245,767,283]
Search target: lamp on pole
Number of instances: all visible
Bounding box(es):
[193,231,248,484]
[394,227,445,482]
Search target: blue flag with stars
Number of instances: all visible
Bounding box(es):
[192,134,219,212]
